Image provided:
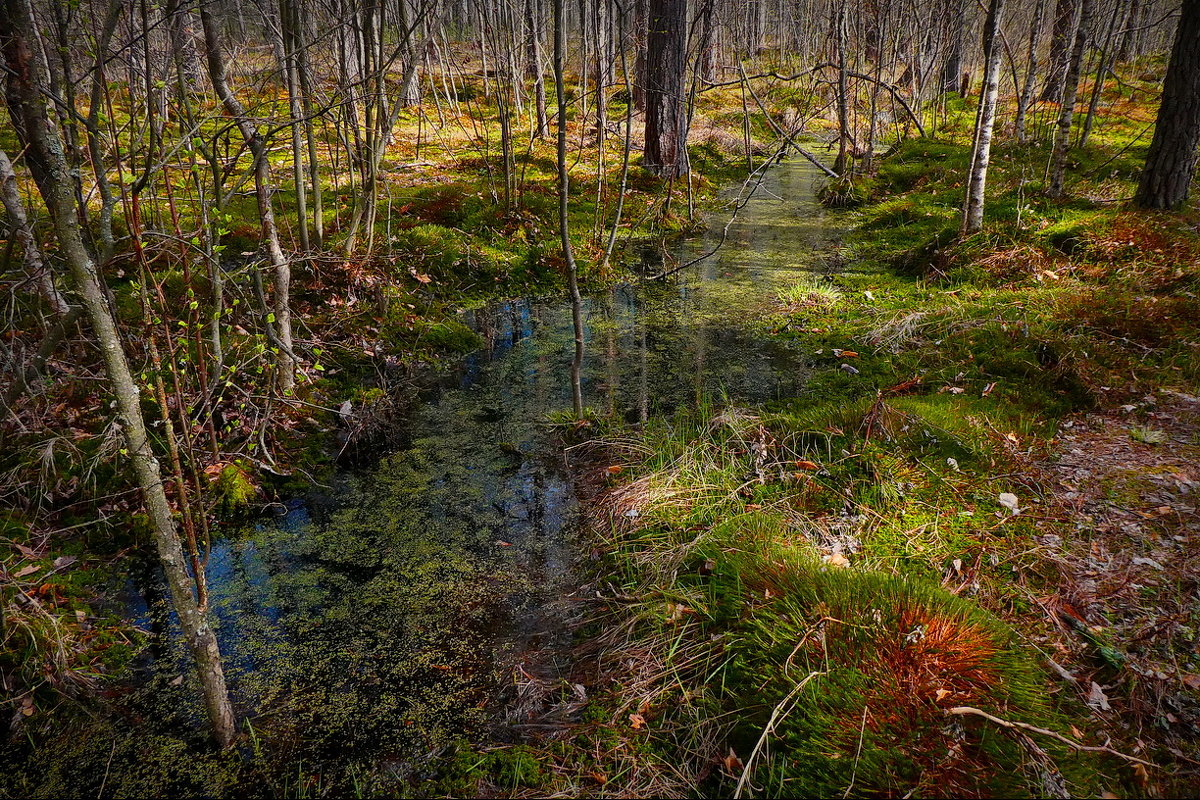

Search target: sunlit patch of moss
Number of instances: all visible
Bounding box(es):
[727,554,1057,797]
[213,461,258,513]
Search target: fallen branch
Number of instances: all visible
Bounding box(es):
[947,706,1156,767]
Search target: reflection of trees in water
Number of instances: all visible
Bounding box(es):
[125,158,839,779]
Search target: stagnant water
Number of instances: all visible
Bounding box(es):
[125,158,841,784]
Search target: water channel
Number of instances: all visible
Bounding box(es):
[128,157,842,782]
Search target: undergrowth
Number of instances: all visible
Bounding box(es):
[550,65,1200,798]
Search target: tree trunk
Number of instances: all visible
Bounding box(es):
[1116,0,1142,63]
[941,0,968,94]
[1079,0,1122,149]
[633,0,648,111]
[293,0,324,246]
[198,5,296,392]
[552,0,584,417]
[1040,0,1078,102]
[1046,0,1095,198]
[280,0,310,251]
[643,0,689,178]
[961,0,1007,234]
[0,0,237,748]
[0,149,70,315]
[834,0,851,174]
[1014,0,1048,142]
[527,0,549,138]
[1134,0,1200,209]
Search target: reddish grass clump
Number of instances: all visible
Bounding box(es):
[869,603,1003,712]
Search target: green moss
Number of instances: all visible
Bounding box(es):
[410,318,484,352]
[213,461,258,512]
[726,558,1055,797]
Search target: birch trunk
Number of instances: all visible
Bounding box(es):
[198,6,296,392]
[1046,0,1095,198]
[961,0,1006,234]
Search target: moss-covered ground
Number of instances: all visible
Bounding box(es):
[5,53,1199,798]
[495,65,1200,798]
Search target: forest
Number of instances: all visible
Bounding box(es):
[1,0,1199,796]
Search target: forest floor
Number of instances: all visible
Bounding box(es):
[0,72,772,796]
[474,87,1200,797]
[5,58,1200,798]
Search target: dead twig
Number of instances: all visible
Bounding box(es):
[734,671,826,798]
[946,706,1156,767]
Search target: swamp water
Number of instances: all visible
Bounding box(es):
[119,158,843,791]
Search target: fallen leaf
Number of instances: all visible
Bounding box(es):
[666,603,695,623]
[15,564,40,578]
[52,555,77,569]
[1181,674,1200,690]
[998,492,1020,515]
[795,460,820,471]
[1087,681,1112,711]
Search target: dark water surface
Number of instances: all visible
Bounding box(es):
[129,158,841,777]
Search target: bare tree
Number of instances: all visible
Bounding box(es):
[199,4,297,392]
[1040,0,1079,102]
[0,0,237,747]
[962,0,1006,234]
[1046,0,1096,198]
[1014,0,1049,142]
[553,0,585,416]
[0,149,69,316]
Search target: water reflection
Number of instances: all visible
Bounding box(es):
[130,158,840,769]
